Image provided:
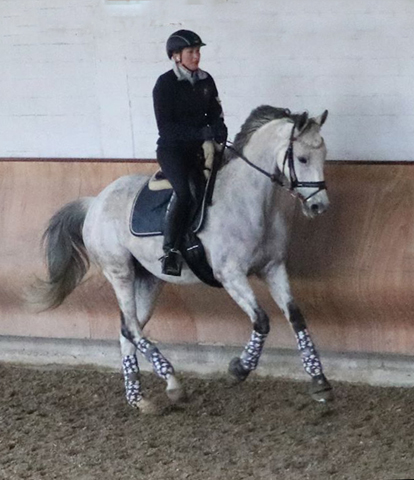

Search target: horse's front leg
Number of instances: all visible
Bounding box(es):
[219,272,270,382]
[262,262,333,402]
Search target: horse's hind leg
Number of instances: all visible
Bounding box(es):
[133,266,184,403]
[262,262,333,402]
[103,256,178,411]
[103,258,154,412]
[120,329,144,409]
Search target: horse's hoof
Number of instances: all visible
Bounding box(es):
[228,357,250,382]
[167,386,187,404]
[166,376,186,404]
[138,398,161,415]
[309,375,334,403]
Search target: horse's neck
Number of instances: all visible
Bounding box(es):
[209,158,293,267]
[212,126,296,255]
[216,122,289,215]
[215,149,293,229]
[216,154,273,211]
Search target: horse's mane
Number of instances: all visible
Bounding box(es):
[224,106,293,163]
[223,105,315,165]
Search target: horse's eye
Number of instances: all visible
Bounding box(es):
[298,157,308,164]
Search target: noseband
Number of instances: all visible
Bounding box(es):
[226,123,327,202]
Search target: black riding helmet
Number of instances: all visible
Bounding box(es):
[166,30,206,59]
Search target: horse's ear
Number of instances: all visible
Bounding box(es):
[295,112,308,133]
[315,110,328,127]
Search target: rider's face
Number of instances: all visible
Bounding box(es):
[178,46,201,71]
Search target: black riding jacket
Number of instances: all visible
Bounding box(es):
[153,69,227,149]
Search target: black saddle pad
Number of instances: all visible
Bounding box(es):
[130,185,172,237]
[130,181,207,237]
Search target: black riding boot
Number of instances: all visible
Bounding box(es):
[161,193,187,276]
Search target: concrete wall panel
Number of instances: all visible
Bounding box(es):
[1,160,414,357]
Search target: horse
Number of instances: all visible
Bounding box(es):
[32,105,333,413]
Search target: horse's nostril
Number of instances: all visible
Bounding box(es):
[311,204,319,213]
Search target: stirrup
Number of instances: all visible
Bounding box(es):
[160,249,182,276]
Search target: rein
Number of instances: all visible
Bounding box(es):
[226,124,327,202]
[225,144,285,186]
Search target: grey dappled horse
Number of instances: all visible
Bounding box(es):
[34,106,333,413]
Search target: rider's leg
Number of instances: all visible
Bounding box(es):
[161,193,188,275]
[157,147,192,276]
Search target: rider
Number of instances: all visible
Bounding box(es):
[153,29,228,277]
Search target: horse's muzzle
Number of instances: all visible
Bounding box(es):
[302,191,330,218]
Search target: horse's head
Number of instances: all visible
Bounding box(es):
[277,110,329,218]
[227,105,330,218]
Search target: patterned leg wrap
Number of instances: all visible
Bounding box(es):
[136,338,175,380]
[295,329,323,377]
[240,331,268,371]
[122,355,143,407]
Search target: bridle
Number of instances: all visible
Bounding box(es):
[226,123,327,202]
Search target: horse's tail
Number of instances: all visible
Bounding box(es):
[30,197,94,311]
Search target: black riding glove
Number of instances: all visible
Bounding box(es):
[212,120,228,144]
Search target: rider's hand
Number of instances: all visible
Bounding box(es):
[212,120,228,145]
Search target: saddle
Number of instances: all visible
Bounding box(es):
[147,139,216,192]
[130,141,223,288]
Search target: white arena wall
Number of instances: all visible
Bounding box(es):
[1,0,414,161]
